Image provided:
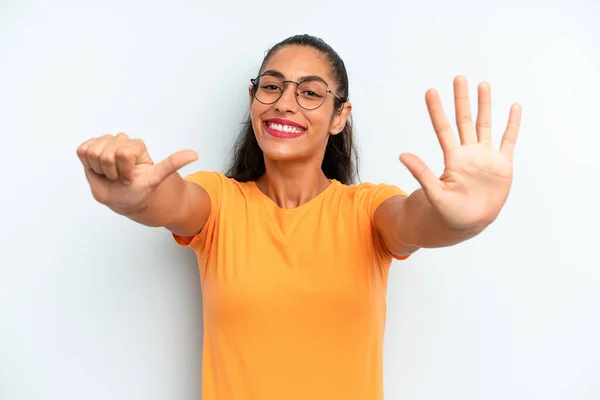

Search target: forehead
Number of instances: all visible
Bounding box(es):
[261,45,333,84]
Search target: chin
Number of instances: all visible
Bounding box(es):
[259,142,305,162]
[255,127,309,161]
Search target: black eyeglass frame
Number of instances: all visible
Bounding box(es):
[250,74,347,110]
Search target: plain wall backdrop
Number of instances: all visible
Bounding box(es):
[1,0,599,399]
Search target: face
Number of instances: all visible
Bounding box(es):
[249,45,352,165]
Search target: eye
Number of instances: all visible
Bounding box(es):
[261,84,281,92]
[298,80,327,99]
[302,90,322,98]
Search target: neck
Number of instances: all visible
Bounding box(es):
[256,158,331,209]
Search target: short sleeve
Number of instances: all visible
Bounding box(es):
[172,171,226,250]
[366,183,410,262]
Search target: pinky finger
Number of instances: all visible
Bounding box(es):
[76,138,95,170]
[500,103,522,162]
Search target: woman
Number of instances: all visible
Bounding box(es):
[77,34,521,399]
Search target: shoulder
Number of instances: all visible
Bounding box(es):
[183,171,251,193]
[330,180,407,205]
[327,180,408,222]
[182,171,257,212]
[184,171,233,187]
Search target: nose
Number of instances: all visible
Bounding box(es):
[274,83,298,113]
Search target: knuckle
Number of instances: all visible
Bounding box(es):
[439,123,453,133]
[87,149,102,159]
[456,115,472,124]
[130,138,145,149]
[76,145,88,157]
[77,138,96,155]
[100,154,115,165]
[115,147,133,161]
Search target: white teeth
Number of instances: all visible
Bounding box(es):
[268,122,302,133]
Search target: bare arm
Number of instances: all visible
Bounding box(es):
[118,174,211,237]
[374,190,483,257]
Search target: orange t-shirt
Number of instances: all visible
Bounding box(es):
[173,171,408,400]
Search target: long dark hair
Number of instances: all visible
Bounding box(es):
[224,34,359,185]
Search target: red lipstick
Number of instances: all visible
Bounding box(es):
[263,118,307,138]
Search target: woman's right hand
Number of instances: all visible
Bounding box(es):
[76,133,198,214]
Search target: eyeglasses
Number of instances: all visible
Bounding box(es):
[250,74,346,111]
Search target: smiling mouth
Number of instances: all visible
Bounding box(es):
[265,121,305,134]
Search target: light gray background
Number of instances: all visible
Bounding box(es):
[1,0,599,399]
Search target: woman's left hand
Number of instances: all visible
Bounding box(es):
[400,75,522,231]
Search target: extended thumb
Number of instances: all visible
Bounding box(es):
[150,150,199,186]
[399,152,438,194]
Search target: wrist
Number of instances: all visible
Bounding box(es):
[402,189,487,248]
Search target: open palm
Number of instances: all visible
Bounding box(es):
[400,75,522,230]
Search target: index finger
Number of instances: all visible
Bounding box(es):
[115,139,148,183]
[426,89,460,156]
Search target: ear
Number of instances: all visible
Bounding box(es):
[330,102,352,135]
[248,85,254,107]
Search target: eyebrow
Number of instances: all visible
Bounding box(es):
[261,70,330,87]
